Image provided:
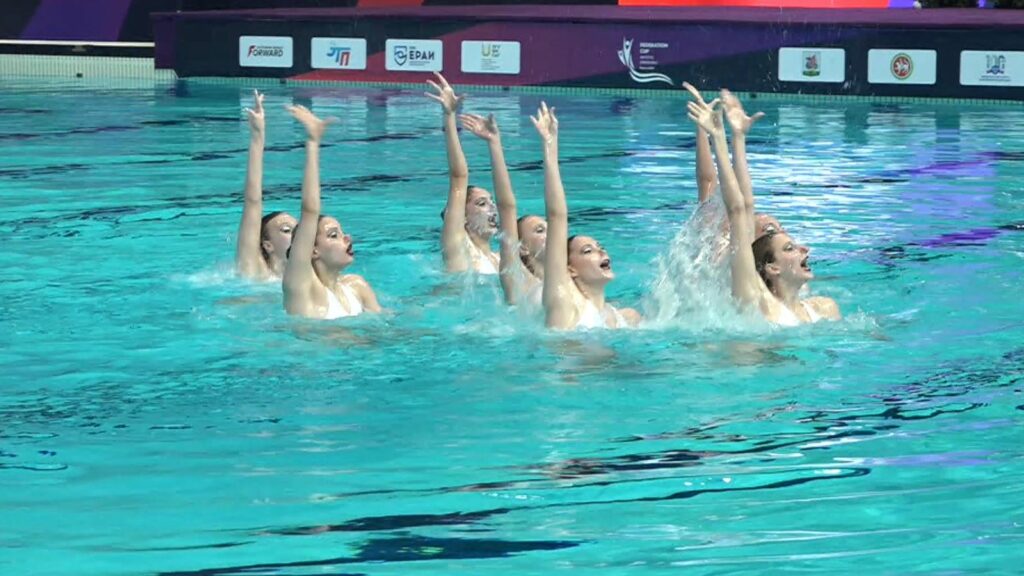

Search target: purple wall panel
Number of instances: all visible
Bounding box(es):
[21,0,135,41]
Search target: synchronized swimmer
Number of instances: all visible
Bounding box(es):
[232,72,842,329]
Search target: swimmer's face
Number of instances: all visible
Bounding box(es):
[568,235,614,285]
[755,214,783,239]
[262,213,297,261]
[313,217,354,269]
[765,233,812,286]
[518,215,547,262]
[465,187,497,237]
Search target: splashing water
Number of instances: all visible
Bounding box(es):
[643,197,755,332]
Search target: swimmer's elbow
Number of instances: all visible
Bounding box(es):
[545,205,568,220]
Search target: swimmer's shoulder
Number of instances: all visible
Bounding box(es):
[618,307,642,328]
[341,273,370,288]
[341,273,382,313]
[805,296,841,321]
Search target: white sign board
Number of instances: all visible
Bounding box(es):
[778,47,845,83]
[461,41,521,75]
[385,39,443,72]
[960,51,1024,87]
[868,49,936,85]
[239,36,293,68]
[311,38,367,70]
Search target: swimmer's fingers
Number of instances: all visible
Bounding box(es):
[750,111,766,124]
[459,113,484,137]
[253,89,264,114]
[529,112,543,135]
[720,88,738,108]
[425,79,441,94]
[432,71,451,89]
[681,81,705,104]
[424,91,443,104]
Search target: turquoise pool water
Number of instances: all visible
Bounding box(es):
[1,77,1022,575]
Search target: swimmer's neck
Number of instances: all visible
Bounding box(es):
[525,257,544,279]
[313,261,346,288]
[575,280,606,311]
[268,255,286,278]
[772,281,804,308]
[467,230,493,253]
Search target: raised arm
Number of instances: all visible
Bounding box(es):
[687,95,763,307]
[283,105,331,311]
[461,112,521,302]
[721,89,765,238]
[531,103,575,329]
[696,127,717,203]
[683,84,718,203]
[236,90,269,278]
[425,72,469,272]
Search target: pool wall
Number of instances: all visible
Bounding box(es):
[152,6,1024,101]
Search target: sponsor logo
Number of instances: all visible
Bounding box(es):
[311,38,366,70]
[960,51,1021,87]
[779,47,844,83]
[386,39,442,72]
[868,49,934,85]
[328,46,350,67]
[890,53,913,80]
[239,36,292,68]
[461,41,520,75]
[248,45,283,58]
[394,46,434,66]
[617,38,672,85]
[802,51,821,77]
[984,53,1007,80]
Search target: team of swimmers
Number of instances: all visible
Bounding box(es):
[233,73,841,329]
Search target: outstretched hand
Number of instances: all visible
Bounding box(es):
[425,72,465,115]
[684,85,723,136]
[245,89,265,136]
[460,113,500,142]
[286,104,335,144]
[530,101,558,145]
[720,89,765,136]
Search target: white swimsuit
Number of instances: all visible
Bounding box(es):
[467,241,498,275]
[475,254,498,275]
[774,301,821,327]
[323,282,363,319]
